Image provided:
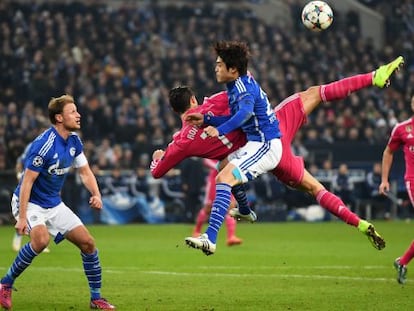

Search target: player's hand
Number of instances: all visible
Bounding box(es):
[204,126,219,138]
[15,218,28,236]
[184,113,204,126]
[152,149,165,160]
[89,195,103,209]
[378,182,389,195]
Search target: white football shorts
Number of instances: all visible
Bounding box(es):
[227,138,282,183]
[11,194,83,243]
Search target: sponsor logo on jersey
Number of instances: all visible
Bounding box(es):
[70,147,76,157]
[48,160,71,175]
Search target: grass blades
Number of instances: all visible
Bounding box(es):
[0,221,413,310]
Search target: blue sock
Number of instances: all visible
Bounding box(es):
[206,183,232,243]
[231,184,251,215]
[1,243,38,285]
[82,250,102,300]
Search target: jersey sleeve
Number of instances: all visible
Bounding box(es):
[387,124,402,152]
[216,93,254,135]
[150,137,189,178]
[25,140,49,172]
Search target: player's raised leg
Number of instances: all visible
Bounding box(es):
[299,56,404,116]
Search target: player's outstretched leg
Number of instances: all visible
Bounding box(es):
[373,56,404,88]
[357,220,386,250]
[185,233,216,256]
[393,257,408,284]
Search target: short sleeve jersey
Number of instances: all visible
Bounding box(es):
[14,126,87,208]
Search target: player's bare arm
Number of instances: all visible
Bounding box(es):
[152,149,165,160]
[16,168,39,235]
[379,146,394,195]
[78,164,102,209]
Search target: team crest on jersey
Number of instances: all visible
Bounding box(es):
[406,125,412,133]
[32,156,43,167]
[70,147,76,156]
[53,153,58,159]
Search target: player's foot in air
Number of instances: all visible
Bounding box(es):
[229,208,257,223]
[227,235,243,246]
[358,220,385,250]
[393,257,408,284]
[373,56,404,88]
[0,283,13,310]
[90,297,116,310]
[185,233,216,255]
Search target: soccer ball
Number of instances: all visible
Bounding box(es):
[301,1,333,32]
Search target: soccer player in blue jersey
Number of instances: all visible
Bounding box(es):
[0,95,115,310]
[185,41,283,255]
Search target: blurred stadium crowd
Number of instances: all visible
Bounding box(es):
[0,0,413,222]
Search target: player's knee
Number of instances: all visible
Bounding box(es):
[216,167,242,184]
[31,234,50,252]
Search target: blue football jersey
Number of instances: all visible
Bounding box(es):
[227,74,281,142]
[14,126,85,208]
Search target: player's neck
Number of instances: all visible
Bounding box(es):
[53,125,71,140]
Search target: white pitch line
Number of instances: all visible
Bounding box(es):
[0,266,405,283]
[143,270,399,283]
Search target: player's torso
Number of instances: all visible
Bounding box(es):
[227,76,280,141]
[17,130,80,207]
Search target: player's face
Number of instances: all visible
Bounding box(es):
[61,103,81,131]
[215,57,237,83]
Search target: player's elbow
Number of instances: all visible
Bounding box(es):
[151,170,163,179]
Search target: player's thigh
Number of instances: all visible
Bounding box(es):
[65,224,95,250]
[12,194,50,235]
[48,202,84,242]
[296,169,325,196]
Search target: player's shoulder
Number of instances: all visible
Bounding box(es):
[393,118,413,132]
[31,127,55,148]
[200,91,229,115]
[69,131,83,143]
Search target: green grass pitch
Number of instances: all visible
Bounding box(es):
[1,220,414,310]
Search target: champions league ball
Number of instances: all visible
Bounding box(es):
[301,1,333,32]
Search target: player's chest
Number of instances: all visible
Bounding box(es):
[45,145,76,174]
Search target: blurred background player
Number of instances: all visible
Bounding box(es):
[379,95,414,284]
[192,159,242,246]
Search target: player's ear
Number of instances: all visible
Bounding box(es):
[55,113,63,123]
[190,95,198,107]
